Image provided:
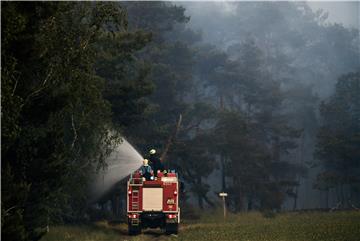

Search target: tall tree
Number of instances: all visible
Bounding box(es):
[315,72,360,206]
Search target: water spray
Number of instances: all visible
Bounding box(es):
[89,138,143,202]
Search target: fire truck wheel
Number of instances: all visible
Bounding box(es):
[165,223,178,235]
[128,224,141,235]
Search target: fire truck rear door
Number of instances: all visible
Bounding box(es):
[142,188,163,211]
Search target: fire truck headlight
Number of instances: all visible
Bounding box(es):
[150,176,154,180]
[167,214,177,219]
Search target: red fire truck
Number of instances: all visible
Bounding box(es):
[127,170,180,235]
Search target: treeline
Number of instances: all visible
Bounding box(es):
[120,2,360,212]
[315,72,360,208]
[1,2,359,241]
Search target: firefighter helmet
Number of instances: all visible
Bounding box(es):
[149,149,156,155]
[143,159,149,166]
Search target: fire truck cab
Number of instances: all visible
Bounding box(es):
[127,170,180,235]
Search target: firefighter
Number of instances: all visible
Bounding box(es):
[148,149,164,176]
[140,159,153,181]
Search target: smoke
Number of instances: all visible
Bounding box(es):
[177,1,359,209]
[89,138,143,202]
[307,1,360,29]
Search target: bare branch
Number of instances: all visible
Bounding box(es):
[71,114,78,149]
[4,206,16,216]
[11,78,19,96]
[160,114,182,162]
[22,66,54,107]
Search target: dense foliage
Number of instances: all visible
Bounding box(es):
[315,72,360,207]
[1,2,151,240]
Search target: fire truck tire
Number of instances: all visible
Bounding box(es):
[165,223,178,235]
[128,224,141,235]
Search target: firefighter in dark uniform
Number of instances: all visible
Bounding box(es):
[148,149,164,177]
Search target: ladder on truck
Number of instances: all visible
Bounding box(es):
[129,172,143,211]
[131,189,139,211]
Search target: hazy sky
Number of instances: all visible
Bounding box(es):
[307,1,359,29]
[179,1,359,30]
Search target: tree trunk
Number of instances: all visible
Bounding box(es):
[220,94,224,110]
[272,136,280,162]
[198,195,204,209]
[221,154,226,191]
[204,195,215,208]
[325,189,329,209]
[336,186,341,204]
[197,176,204,209]
[233,175,242,212]
[340,184,345,206]
[293,185,298,211]
[160,114,182,163]
[248,195,253,211]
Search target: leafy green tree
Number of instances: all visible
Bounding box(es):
[196,37,304,211]
[120,2,195,153]
[169,102,218,208]
[95,20,153,130]
[1,2,152,240]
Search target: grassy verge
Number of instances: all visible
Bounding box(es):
[41,211,360,241]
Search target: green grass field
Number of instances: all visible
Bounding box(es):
[41,211,360,241]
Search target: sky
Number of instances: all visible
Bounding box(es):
[307,1,359,29]
[178,1,359,30]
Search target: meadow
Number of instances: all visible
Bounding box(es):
[41,211,360,241]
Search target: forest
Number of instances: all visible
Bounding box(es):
[1,2,359,241]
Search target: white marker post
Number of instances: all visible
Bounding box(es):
[219,192,228,220]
